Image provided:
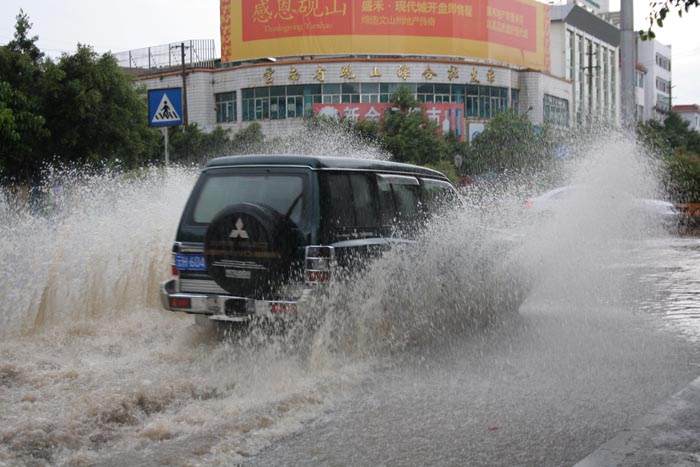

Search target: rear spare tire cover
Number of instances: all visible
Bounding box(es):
[205,203,298,299]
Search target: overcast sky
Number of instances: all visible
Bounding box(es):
[1,0,699,105]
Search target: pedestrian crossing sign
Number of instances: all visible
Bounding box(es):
[148,88,183,127]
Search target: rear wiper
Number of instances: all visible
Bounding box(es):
[285,193,303,220]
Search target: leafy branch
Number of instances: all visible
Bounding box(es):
[640,0,699,39]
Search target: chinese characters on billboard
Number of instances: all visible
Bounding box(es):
[313,102,465,140]
[221,0,550,72]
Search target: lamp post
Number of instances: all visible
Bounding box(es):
[620,0,635,128]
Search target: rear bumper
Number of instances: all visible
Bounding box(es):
[160,278,309,322]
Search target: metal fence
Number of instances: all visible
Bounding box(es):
[114,39,217,75]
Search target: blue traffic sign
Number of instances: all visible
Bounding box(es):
[148,88,183,127]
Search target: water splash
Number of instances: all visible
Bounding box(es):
[0,166,197,337]
[515,132,669,306]
[0,129,687,466]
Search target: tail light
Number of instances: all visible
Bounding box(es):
[525,200,533,208]
[305,245,335,286]
[169,297,191,309]
[170,242,180,276]
[270,302,298,314]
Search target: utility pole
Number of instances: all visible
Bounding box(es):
[170,42,190,126]
[584,42,599,126]
[620,0,635,128]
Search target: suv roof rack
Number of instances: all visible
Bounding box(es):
[204,155,447,178]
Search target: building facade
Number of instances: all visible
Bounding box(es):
[634,63,648,121]
[638,38,672,122]
[125,1,633,139]
[139,57,573,138]
[550,2,620,126]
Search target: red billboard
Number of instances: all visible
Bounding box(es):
[222,0,551,72]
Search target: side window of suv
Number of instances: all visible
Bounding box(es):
[377,174,421,233]
[420,178,457,213]
[321,173,379,242]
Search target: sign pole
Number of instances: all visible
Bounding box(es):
[162,127,170,167]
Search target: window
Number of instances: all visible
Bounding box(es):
[543,94,569,127]
[656,77,671,94]
[192,173,305,225]
[360,82,380,103]
[566,30,575,81]
[215,92,236,123]
[421,178,456,213]
[241,85,305,121]
[466,85,510,118]
[610,51,616,119]
[511,89,519,113]
[655,53,671,71]
[595,43,602,111]
[320,173,379,242]
[602,47,609,116]
[377,174,421,233]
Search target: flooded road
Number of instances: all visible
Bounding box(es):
[3,233,697,467]
[2,140,700,466]
[245,237,700,467]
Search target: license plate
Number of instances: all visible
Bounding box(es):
[175,254,207,271]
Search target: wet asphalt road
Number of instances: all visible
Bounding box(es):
[244,238,700,467]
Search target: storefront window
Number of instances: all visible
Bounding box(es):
[544,94,569,127]
[215,92,236,123]
[241,82,514,122]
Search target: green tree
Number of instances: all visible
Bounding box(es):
[170,124,236,163]
[230,122,264,153]
[373,85,468,171]
[641,1,700,39]
[1,12,163,183]
[170,124,206,163]
[663,112,700,154]
[0,10,50,182]
[639,112,700,156]
[638,113,700,201]
[666,152,700,201]
[168,122,265,164]
[382,86,445,165]
[467,110,552,174]
[42,45,160,168]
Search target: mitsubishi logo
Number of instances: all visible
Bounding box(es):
[229,218,249,239]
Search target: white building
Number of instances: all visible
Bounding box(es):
[638,39,672,122]
[673,104,700,132]
[634,63,648,121]
[550,2,620,126]
[566,0,611,15]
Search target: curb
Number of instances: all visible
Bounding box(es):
[574,376,700,467]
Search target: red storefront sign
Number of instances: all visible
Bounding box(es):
[313,102,465,140]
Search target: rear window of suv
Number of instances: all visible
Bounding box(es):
[191,172,306,225]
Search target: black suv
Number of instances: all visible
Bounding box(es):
[160,155,458,326]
